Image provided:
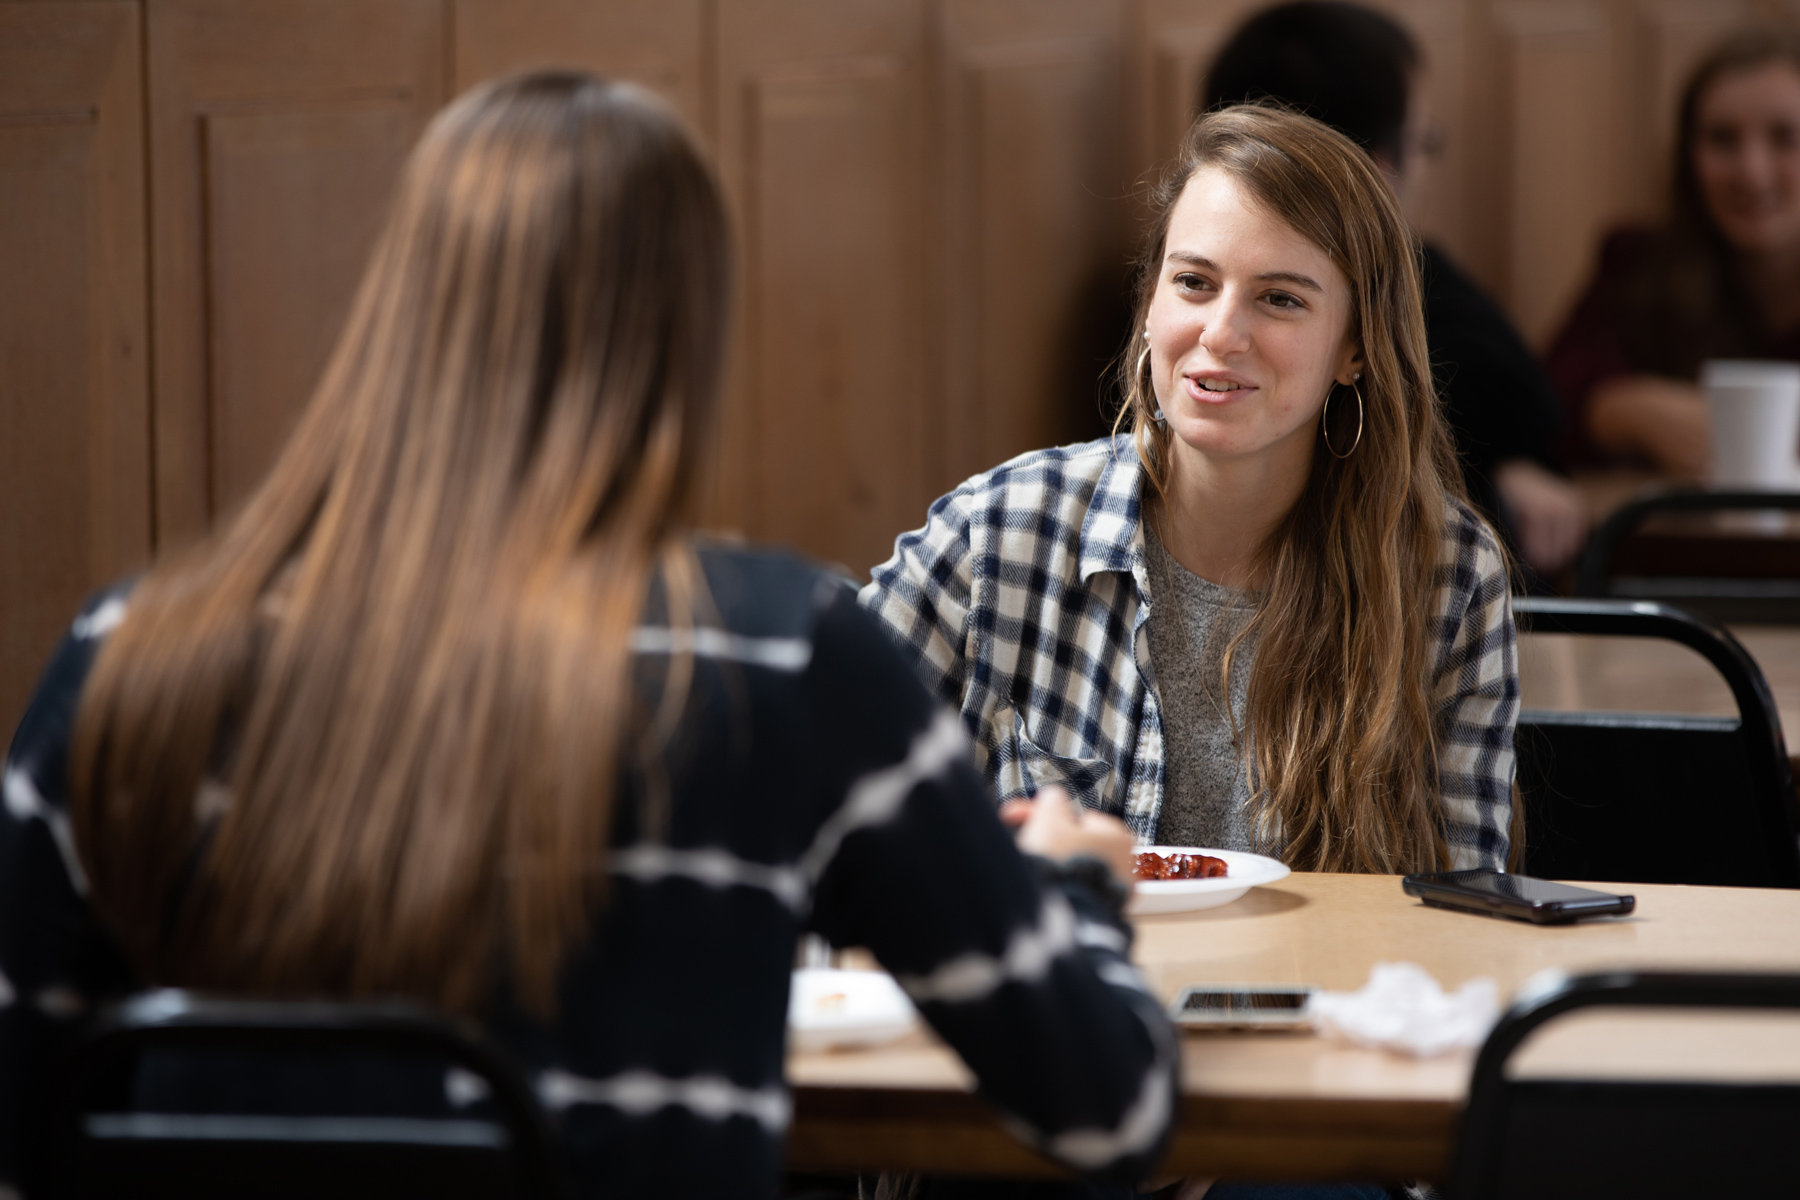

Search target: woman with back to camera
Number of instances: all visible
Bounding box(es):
[1549,27,1800,477]
[0,72,1175,1198]
[864,105,1519,882]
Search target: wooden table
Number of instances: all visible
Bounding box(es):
[785,873,1800,1181]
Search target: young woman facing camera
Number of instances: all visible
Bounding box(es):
[1550,27,1800,476]
[865,105,1518,873]
[0,73,1173,1198]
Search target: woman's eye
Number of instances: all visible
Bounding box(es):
[1265,291,1303,310]
[1172,272,1208,292]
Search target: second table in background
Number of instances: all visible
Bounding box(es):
[1517,622,1800,750]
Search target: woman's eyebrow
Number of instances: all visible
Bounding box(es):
[1164,252,1323,293]
[1256,271,1324,292]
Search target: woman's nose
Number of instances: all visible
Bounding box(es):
[1200,293,1253,357]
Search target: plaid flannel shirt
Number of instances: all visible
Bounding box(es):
[859,435,1518,869]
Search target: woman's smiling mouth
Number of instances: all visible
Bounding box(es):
[1184,372,1257,401]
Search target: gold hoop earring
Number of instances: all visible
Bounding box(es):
[1137,334,1165,424]
[1322,379,1363,459]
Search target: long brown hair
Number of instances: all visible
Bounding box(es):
[1116,104,1466,873]
[68,72,730,1014]
[1623,25,1800,375]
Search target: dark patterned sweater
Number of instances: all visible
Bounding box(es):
[0,543,1176,1197]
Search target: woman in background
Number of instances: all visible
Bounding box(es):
[0,72,1173,1198]
[1548,27,1800,477]
[864,105,1519,883]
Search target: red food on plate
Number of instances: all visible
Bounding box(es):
[1133,850,1229,881]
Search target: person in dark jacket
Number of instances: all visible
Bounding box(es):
[1203,0,1588,577]
[0,71,1175,1199]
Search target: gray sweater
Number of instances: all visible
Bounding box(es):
[1144,528,1262,851]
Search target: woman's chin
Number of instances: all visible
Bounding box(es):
[1163,410,1319,468]
[1717,212,1800,255]
[1166,425,1273,462]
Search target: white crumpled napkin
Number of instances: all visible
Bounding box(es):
[1310,962,1500,1057]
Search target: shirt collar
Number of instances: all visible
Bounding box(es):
[1078,436,1150,585]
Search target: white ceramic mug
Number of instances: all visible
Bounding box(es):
[1703,359,1800,489]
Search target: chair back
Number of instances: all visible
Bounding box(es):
[1575,489,1800,623]
[1450,969,1800,1200]
[49,990,565,1200]
[1513,598,1800,888]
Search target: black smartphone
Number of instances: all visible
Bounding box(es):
[1402,869,1635,924]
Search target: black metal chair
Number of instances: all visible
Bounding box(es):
[1450,969,1800,1199]
[1513,597,1800,887]
[47,990,566,1200]
[1575,489,1800,623]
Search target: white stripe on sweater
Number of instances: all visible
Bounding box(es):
[536,1069,790,1133]
[630,626,811,671]
[799,708,965,883]
[1015,1049,1175,1169]
[999,992,1179,1170]
[611,844,808,911]
[71,596,127,640]
[3,765,88,895]
[896,894,1076,1005]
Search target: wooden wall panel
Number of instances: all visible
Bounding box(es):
[1489,1,1614,348]
[201,104,414,507]
[938,0,1130,486]
[146,0,445,546]
[1135,0,1265,176]
[716,0,926,575]
[452,0,708,137]
[0,1,150,736]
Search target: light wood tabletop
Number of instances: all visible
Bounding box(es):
[785,872,1800,1182]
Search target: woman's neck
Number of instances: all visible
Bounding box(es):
[1150,437,1312,592]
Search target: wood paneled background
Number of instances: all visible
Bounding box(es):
[3,0,1797,734]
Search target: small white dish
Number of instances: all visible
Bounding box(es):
[1129,846,1291,915]
[788,967,917,1052]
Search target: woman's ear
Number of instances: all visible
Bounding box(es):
[1335,342,1366,387]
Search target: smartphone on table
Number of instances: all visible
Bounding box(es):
[1168,984,1316,1029]
[1402,868,1634,924]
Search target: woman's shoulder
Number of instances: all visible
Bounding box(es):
[947,436,1128,506]
[1437,495,1511,591]
[5,582,135,802]
[689,538,856,642]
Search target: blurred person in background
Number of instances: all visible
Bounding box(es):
[1205,0,1588,579]
[1548,27,1800,480]
[0,71,1176,1199]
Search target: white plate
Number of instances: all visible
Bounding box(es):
[788,967,917,1052]
[1129,846,1291,915]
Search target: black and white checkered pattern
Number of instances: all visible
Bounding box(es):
[861,435,1518,869]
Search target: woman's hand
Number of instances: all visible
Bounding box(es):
[1000,786,1136,885]
[1586,375,1711,480]
[1492,458,1589,575]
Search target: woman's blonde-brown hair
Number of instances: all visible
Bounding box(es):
[68,72,729,1014]
[1117,103,1469,873]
